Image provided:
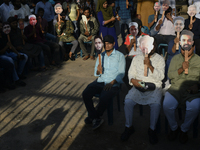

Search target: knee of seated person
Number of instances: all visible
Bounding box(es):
[163,98,177,111]
[186,99,200,112]
[23,54,28,61]
[78,37,83,42]
[82,87,89,98]
[124,99,134,106]
[74,40,78,45]
[6,56,15,64]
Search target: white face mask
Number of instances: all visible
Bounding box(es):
[139,36,154,54]
[174,20,184,32]
[3,24,11,34]
[187,5,197,16]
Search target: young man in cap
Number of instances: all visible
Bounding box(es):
[163,30,200,144]
[82,35,125,130]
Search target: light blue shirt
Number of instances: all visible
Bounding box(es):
[94,49,125,87]
[35,1,54,22]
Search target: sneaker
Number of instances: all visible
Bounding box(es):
[84,117,93,124]
[120,126,135,142]
[168,126,180,141]
[15,80,26,87]
[92,118,104,130]
[179,130,188,144]
[148,128,158,144]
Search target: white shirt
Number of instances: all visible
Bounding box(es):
[128,36,143,56]
[189,0,199,5]
[21,4,32,16]
[194,1,200,19]
[125,54,165,105]
[9,7,28,27]
[155,17,176,36]
[0,2,14,22]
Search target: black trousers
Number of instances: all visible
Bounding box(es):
[82,80,119,120]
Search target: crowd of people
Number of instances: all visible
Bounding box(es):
[0,0,200,146]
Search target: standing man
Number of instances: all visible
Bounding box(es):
[163,30,200,144]
[82,35,125,130]
[78,7,99,60]
[0,0,14,23]
[115,0,133,43]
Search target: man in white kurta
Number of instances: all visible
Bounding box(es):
[121,36,165,144]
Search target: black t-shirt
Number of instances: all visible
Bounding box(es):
[184,18,200,40]
[0,33,8,53]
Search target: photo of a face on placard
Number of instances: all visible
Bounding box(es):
[195,2,200,14]
[29,15,37,26]
[129,22,138,37]
[54,3,63,14]
[3,23,11,34]
[18,19,24,30]
[154,2,161,12]
[95,37,104,54]
[174,17,184,32]
[161,0,170,11]
[187,5,197,17]
[139,35,154,54]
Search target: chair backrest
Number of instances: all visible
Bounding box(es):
[141,26,150,35]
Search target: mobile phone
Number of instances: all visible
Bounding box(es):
[138,81,145,88]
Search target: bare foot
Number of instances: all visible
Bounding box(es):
[69,52,72,58]
[83,55,90,60]
[90,55,95,60]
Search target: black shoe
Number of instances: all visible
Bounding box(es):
[18,74,27,80]
[84,117,93,124]
[70,54,75,61]
[179,130,188,144]
[120,126,135,142]
[15,80,26,86]
[148,128,158,144]
[168,126,180,141]
[92,118,104,130]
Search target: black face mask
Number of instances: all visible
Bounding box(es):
[181,44,192,51]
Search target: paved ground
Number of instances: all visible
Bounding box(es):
[0,56,200,150]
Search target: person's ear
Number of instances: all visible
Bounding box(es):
[113,42,115,47]
[191,41,194,46]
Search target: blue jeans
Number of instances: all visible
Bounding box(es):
[119,18,132,43]
[4,52,28,76]
[163,92,200,132]
[45,33,57,42]
[0,55,16,83]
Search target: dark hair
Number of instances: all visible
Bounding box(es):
[2,22,9,27]
[38,7,44,13]
[148,37,157,57]
[7,17,17,24]
[83,6,91,14]
[165,6,172,15]
[94,35,103,42]
[11,0,18,5]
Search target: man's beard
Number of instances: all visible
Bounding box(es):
[181,44,192,51]
[105,47,114,52]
